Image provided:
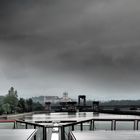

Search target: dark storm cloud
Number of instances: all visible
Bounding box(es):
[0,0,140,99]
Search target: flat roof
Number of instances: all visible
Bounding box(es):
[70,130,140,140]
[0,129,37,140]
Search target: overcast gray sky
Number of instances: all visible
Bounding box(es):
[0,0,140,100]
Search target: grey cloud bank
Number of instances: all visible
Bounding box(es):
[0,0,140,100]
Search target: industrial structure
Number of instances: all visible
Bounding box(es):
[44,94,100,112]
[93,101,100,112]
[78,95,86,106]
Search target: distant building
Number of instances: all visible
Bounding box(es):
[44,93,72,104]
[60,92,72,102]
[44,96,60,104]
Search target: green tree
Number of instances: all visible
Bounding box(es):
[33,102,44,111]
[4,87,18,113]
[17,98,26,113]
[26,98,33,112]
[2,103,11,114]
[0,106,4,115]
[0,96,4,105]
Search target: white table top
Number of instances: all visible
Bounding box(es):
[0,129,37,140]
[70,130,140,140]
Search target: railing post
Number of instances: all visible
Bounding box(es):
[89,120,92,130]
[92,120,95,130]
[61,126,65,140]
[13,121,16,129]
[34,125,36,140]
[114,120,116,130]
[136,120,139,130]
[72,125,74,131]
[59,126,62,140]
[134,120,136,130]
[111,120,114,130]
[43,126,47,140]
[25,123,28,129]
[80,123,83,131]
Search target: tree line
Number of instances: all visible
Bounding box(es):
[0,87,44,115]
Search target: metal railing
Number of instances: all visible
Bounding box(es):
[0,120,52,140]
[60,118,140,140]
[0,120,16,129]
[15,120,51,140]
[1,118,140,140]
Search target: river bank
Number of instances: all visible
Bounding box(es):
[0,112,34,120]
[99,109,140,116]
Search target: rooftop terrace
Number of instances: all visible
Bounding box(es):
[70,131,140,140]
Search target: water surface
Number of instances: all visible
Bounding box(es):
[25,112,140,123]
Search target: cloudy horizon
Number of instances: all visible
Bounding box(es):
[0,0,140,100]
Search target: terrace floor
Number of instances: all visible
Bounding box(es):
[0,129,37,140]
[70,130,140,140]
